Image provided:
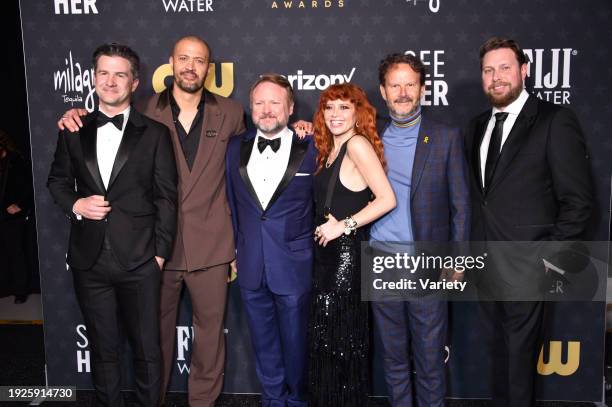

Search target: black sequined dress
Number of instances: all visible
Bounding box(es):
[309,142,371,406]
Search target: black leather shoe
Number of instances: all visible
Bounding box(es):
[14,295,27,304]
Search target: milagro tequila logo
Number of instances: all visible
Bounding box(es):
[404,49,448,106]
[523,48,576,105]
[53,51,96,112]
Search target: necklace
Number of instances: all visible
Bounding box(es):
[325,148,341,168]
[325,133,355,168]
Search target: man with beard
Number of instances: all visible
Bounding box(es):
[225,74,316,407]
[58,35,245,407]
[370,53,470,406]
[463,37,592,406]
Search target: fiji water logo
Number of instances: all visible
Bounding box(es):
[523,48,576,105]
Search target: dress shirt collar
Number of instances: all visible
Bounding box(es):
[491,89,529,118]
[98,105,131,133]
[255,126,293,143]
[169,86,205,115]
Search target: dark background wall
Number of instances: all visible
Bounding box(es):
[17,0,612,401]
[3,0,30,155]
[1,0,39,294]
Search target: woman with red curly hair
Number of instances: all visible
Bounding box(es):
[309,83,396,405]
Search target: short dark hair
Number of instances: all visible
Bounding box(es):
[92,43,141,79]
[479,37,527,69]
[249,73,295,104]
[378,53,427,86]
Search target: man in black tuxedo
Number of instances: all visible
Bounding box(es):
[48,43,177,407]
[464,37,592,407]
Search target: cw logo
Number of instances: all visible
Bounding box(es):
[152,63,234,97]
[537,341,580,376]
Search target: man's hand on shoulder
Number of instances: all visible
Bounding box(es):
[291,120,313,140]
[57,108,88,132]
[72,195,111,220]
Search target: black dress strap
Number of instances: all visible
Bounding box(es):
[323,139,351,218]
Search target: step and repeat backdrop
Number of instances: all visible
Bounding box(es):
[20,0,611,401]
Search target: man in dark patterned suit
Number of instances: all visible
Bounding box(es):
[370,53,470,407]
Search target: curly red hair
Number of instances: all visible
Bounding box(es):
[313,83,386,171]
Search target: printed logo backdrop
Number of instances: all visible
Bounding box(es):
[20,0,612,401]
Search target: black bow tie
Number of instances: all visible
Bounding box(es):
[97,112,124,131]
[257,137,281,153]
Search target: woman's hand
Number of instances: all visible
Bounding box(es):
[314,214,345,247]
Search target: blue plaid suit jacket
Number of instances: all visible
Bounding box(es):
[377,116,470,242]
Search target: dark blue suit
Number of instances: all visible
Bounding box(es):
[226,129,317,406]
[372,116,470,407]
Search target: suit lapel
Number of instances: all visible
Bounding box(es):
[185,91,224,198]
[486,96,537,196]
[266,133,309,211]
[106,109,146,191]
[238,133,264,212]
[472,114,489,195]
[153,90,191,179]
[410,122,432,199]
[80,113,106,194]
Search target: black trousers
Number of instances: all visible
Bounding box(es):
[479,301,544,407]
[72,247,161,407]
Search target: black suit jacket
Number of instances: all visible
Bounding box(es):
[48,108,178,271]
[464,95,593,242]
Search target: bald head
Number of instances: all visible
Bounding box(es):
[172,35,210,58]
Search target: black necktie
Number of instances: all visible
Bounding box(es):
[257,137,281,153]
[484,112,509,189]
[97,112,124,131]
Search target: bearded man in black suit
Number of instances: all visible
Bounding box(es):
[463,37,593,407]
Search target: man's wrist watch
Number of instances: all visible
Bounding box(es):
[343,216,358,235]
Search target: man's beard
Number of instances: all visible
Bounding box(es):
[486,81,523,108]
[388,96,420,119]
[174,71,204,93]
[255,114,284,135]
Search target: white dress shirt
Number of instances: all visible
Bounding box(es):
[97,106,130,189]
[247,127,293,210]
[479,89,529,187]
